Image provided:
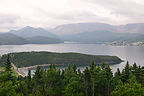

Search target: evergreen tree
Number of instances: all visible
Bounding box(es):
[5,54,12,72]
[90,61,95,96]
[33,66,41,83]
[26,69,32,93]
[105,65,113,96]
[72,64,77,74]
[90,60,95,71]
[121,61,131,83]
[83,67,91,96]
[112,75,144,96]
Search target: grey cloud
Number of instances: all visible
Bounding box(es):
[82,0,144,19]
[52,11,98,20]
[0,0,144,31]
[0,14,20,24]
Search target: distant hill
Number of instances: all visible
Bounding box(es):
[117,23,144,34]
[0,33,63,45]
[0,33,28,45]
[10,26,58,38]
[61,31,123,43]
[60,30,144,44]
[1,23,144,45]
[0,26,64,45]
[49,23,116,35]
[49,23,144,35]
[26,36,63,44]
[0,52,122,67]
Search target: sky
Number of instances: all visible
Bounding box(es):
[0,0,144,32]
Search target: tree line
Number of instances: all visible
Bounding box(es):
[0,52,122,67]
[0,55,144,96]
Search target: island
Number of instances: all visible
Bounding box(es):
[0,51,122,68]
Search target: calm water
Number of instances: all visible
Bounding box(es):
[0,43,144,73]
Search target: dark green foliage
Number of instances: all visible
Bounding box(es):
[4,54,12,72]
[0,62,143,96]
[0,52,122,67]
[72,64,77,73]
[112,75,144,96]
[121,61,131,83]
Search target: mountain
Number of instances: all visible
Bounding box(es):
[117,23,144,33]
[0,33,28,45]
[0,27,63,45]
[60,31,123,43]
[60,30,144,44]
[49,23,144,35]
[5,26,64,44]
[26,36,63,44]
[49,23,116,35]
[10,26,58,38]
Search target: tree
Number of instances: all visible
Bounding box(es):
[83,67,91,96]
[0,81,17,96]
[43,68,62,96]
[72,64,77,74]
[105,65,113,96]
[115,68,121,78]
[32,66,42,96]
[33,66,41,83]
[112,75,144,96]
[26,70,32,94]
[90,61,95,96]
[64,77,83,96]
[5,54,12,72]
[90,60,95,71]
[121,61,131,83]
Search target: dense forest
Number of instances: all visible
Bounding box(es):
[0,52,122,67]
[0,55,144,96]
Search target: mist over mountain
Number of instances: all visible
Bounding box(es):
[60,31,121,43]
[10,26,58,38]
[26,36,63,44]
[0,23,144,45]
[48,22,144,44]
[49,23,144,35]
[0,26,63,45]
[61,31,144,43]
[117,23,144,34]
[49,23,116,35]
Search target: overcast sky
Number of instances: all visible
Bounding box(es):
[0,0,144,32]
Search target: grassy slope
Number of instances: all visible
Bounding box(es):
[0,52,122,68]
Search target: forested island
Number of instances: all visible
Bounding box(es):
[0,52,122,67]
[0,55,144,96]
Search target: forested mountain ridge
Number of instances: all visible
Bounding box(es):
[0,52,122,67]
[0,55,144,96]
